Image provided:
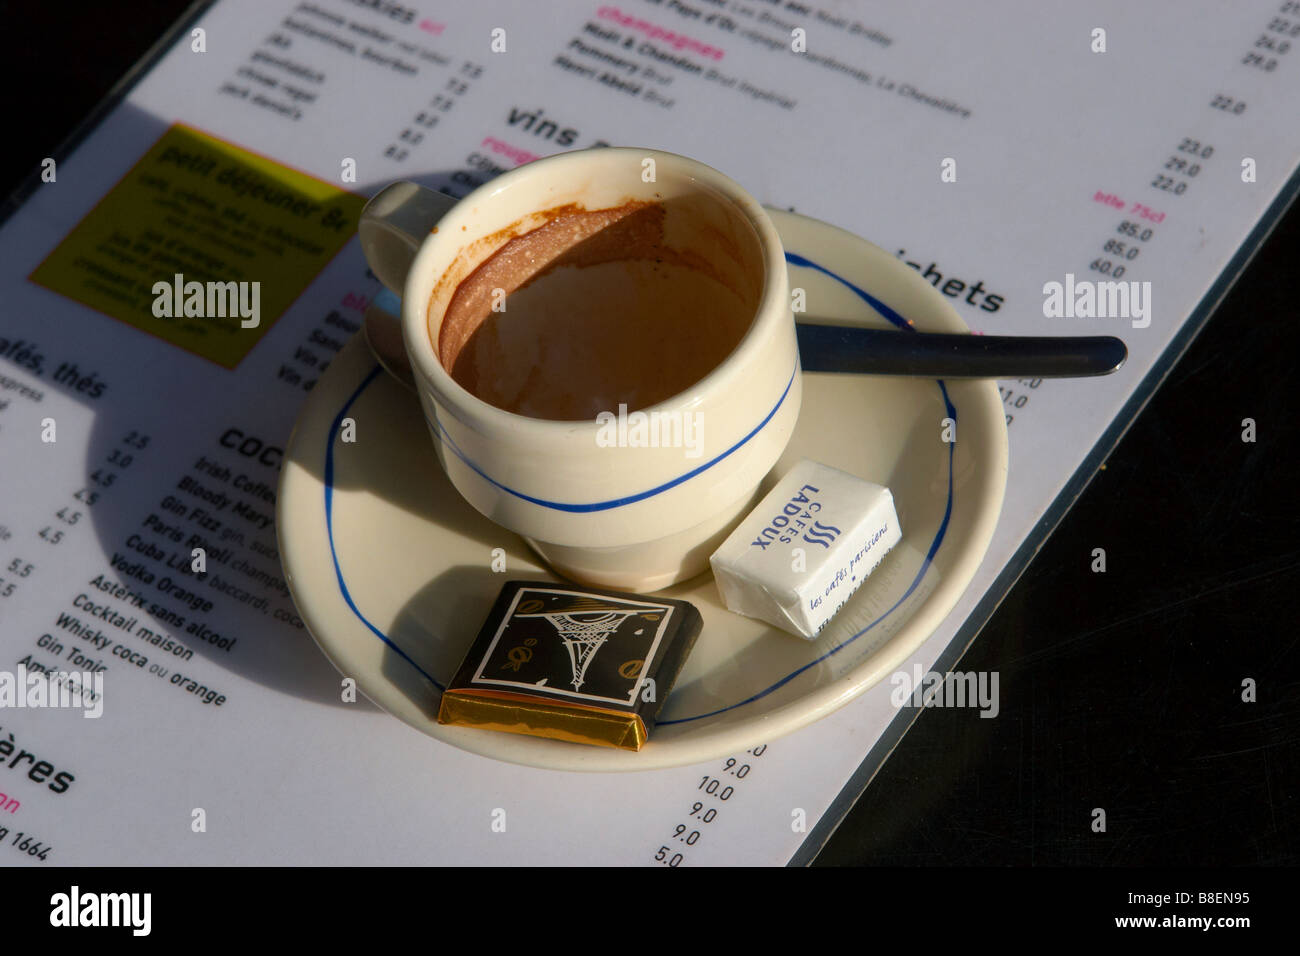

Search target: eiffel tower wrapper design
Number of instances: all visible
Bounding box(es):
[437,581,702,750]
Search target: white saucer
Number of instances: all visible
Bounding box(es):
[277,209,1008,771]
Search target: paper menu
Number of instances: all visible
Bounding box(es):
[1,0,1297,865]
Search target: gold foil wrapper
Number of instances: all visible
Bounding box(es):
[437,581,702,752]
[439,690,648,751]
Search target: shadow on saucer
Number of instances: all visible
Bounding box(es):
[379,563,511,719]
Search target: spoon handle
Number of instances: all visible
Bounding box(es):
[795,323,1127,378]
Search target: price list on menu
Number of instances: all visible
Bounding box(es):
[0,0,1297,865]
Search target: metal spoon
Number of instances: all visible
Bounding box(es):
[794,323,1126,378]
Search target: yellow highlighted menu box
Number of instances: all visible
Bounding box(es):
[30,123,364,368]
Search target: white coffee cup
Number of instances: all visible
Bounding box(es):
[359,147,800,591]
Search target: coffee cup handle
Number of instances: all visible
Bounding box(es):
[360,181,457,292]
[358,182,457,389]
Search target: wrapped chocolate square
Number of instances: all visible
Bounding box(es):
[437,581,701,751]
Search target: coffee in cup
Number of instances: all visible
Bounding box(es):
[433,199,761,421]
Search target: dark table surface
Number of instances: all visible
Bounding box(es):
[6,2,1297,867]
